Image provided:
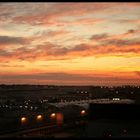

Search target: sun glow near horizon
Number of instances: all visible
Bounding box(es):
[0,3,140,86]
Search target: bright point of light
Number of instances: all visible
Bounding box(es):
[21,117,27,123]
[37,115,42,120]
[112,98,120,101]
[81,110,86,115]
[50,113,56,118]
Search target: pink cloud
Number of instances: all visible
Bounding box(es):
[10,3,110,26]
[0,37,140,63]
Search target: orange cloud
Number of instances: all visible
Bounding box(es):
[90,28,140,42]
[0,38,140,63]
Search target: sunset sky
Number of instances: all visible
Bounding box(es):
[0,2,140,86]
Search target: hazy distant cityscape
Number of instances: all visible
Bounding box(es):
[0,84,140,137]
[0,85,140,104]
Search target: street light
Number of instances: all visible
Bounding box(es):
[80,110,86,116]
[50,113,56,119]
[21,117,27,123]
[36,115,43,121]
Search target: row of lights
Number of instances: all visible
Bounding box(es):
[21,113,56,123]
[21,110,86,124]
